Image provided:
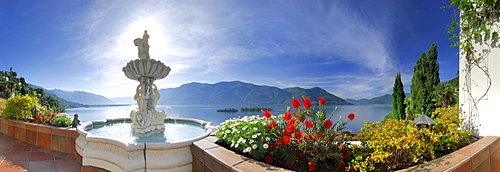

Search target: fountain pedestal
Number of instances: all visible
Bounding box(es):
[122,30,171,134]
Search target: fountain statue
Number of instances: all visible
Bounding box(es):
[123,30,170,134]
[76,30,212,172]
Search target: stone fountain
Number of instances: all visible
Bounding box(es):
[75,31,213,172]
[123,30,170,134]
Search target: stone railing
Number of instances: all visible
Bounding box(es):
[0,118,79,156]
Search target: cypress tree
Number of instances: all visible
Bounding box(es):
[410,43,440,116]
[392,72,406,119]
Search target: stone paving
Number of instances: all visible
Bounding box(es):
[0,132,81,172]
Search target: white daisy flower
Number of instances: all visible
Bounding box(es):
[263,144,269,149]
[252,144,258,149]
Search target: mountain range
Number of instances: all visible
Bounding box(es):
[157,81,352,105]
[33,81,406,107]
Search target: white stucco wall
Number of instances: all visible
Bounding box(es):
[459,26,500,136]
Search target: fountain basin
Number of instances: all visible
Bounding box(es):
[76,117,213,172]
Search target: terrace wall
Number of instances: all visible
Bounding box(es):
[0,118,79,156]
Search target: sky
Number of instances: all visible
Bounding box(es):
[0,0,459,100]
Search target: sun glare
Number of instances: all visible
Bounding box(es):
[116,17,167,60]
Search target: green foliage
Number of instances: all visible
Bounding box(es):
[52,115,72,127]
[215,116,272,160]
[392,72,406,119]
[432,77,459,108]
[431,107,471,152]
[350,119,435,171]
[2,95,39,121]
[409,43,440,117]
[240,107,273,112]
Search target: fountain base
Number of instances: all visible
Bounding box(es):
[76,118,213,172]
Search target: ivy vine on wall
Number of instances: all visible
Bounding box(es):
[444,0,500,134]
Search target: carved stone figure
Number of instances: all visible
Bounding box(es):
[124,31,170,134]
[134,30,150,59]
[72,114,80,128]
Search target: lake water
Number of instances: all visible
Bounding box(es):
[66,104,391,133]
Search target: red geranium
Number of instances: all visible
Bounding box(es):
[305,121,314,129]
[292,98,301,109]
[263,110,273,119]
[265,155,274,164]
[283,136,291,144]
[337,162,345,169]
[286,123,295,132]
[269,121,278,128]
[348,113,355,121]
[319,97,326,105]
[285,162,294,169]
[302,97,312,109]
[308,161,317,171]
[56,111,60,114]
[324,119,333,129]
[284,111,292,121]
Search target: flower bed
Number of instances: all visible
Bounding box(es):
[214,97,478,171]
[215,97,355,171]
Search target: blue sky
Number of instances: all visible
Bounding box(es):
[0,0,458,99]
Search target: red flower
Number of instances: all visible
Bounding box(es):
[56,111,60,114]
[340,151,350,159]
[305,121,314,129]
[269,121,277,128]
[308,161,317,171]
[337,162,345,169]
[283,136,291,144]
[348,113,355,121]
[35,115,41,120]
[284,111,292,121]
[285,162,294,169]
[262,110,273,119]
[324,119,333,129]
[276,139,283,146]
[286,123,294,132]
[269,144,275,149]
[48,120,53,123]
[48,113,52,117]
[302,97,312,109]
[319,97,326,105]
[265,155,274,164]
[292,98,301,109]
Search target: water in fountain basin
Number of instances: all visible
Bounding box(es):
[86,120,206,143]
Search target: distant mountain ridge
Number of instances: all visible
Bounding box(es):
[345,98,369,105]
[157,81,352,105]
[45,89,113,105]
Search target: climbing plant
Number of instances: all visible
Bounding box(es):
[444,0,500,134]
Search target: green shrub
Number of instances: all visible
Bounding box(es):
[431,107,471,152]
[52,115,72,127]
[2,95,39,121]
[350,119,434,171]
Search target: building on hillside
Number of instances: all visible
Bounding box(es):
[0,67,16,98]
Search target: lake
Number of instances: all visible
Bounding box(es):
[66,104,391,133]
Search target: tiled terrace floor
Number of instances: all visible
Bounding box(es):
[0,132,81,172]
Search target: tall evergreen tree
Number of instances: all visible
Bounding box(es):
[392,72,406,119]
[410,43,440,116]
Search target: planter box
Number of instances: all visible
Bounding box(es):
[192,136,500,172]
[0,118,78,156]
